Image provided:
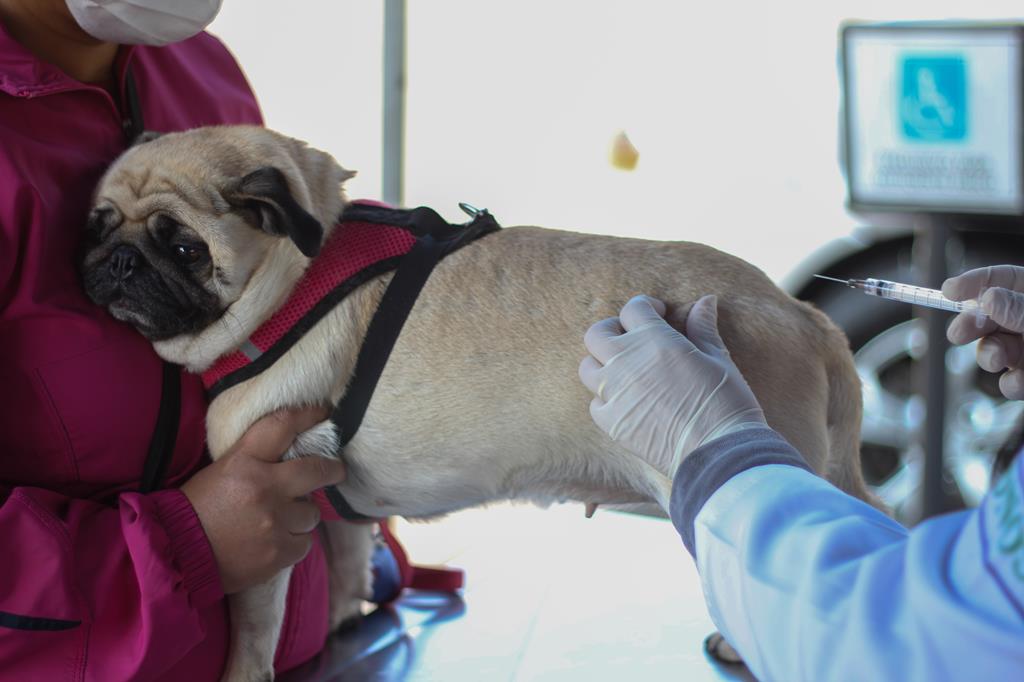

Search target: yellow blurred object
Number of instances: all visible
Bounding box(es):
[610,130,639,170]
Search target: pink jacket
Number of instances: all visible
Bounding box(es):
[0,25,330,681]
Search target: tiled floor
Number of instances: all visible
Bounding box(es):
[283,503,756,681]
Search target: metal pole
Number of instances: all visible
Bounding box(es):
[914,217,953,519]
[382,0,406,207]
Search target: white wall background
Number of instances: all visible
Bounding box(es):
[210,1,1024,284]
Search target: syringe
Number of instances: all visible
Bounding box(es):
[813,275,986,317]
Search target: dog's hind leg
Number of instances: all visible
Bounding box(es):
[705,632,745,665]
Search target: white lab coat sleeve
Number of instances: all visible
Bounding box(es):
[669,426,1024,682]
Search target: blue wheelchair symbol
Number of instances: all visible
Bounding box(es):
[900,56,967,141]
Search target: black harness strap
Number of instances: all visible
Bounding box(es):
[205,203,481,400]
[120,67,182,493]
[326,207,498,520]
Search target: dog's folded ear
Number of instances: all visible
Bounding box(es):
[227,166,324,258]
[84,205,123,241]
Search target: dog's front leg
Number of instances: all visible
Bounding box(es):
[219,420,343,681]
[221,568,291,682]
[320,520,376,631]
[284,419,340,464]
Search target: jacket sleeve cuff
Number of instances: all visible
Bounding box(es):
[149,489,224,608]
[669,426,812,558]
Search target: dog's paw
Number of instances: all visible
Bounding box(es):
[329,594,367,632]
[327,547,375,632]
[704,631,744,665]
[284,419,340,462]
[221,644,276,682]
[220,666,274,682]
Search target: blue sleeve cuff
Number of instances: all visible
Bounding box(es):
[669,426,812,557]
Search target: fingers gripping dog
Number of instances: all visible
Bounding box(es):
[81,125,875,681]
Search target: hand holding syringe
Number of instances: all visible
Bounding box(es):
[819,266,1024,400]
[943,265,1024,400]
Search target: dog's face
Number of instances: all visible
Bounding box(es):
[80,126,351,341]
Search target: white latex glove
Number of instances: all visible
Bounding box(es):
[944,265,1024,400]
[579,294,767,480]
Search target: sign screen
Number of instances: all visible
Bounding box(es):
[843,25,1024,214]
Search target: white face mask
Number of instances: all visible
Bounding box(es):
[65,0,224,46]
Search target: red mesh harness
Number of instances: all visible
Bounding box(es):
[201,202,498,400]
[199,202,500,596]
[201,202,418,392]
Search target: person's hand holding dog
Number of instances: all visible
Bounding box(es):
[579,295,766,481]
[945,265,1024,400]
[181,407,345,594]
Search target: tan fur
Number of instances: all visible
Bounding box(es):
[88,125,872,681]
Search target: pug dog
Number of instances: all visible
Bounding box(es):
[81,125,874,681]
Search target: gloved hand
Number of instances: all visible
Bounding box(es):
[579,294,767,480]
[944,265,1024,400]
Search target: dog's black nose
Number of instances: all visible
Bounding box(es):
[108,244,141,282]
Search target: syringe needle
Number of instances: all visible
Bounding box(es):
[813,274,851,285]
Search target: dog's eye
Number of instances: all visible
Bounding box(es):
[173,243,208,265]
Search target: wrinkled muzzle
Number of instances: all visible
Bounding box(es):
[81,239,222,341]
